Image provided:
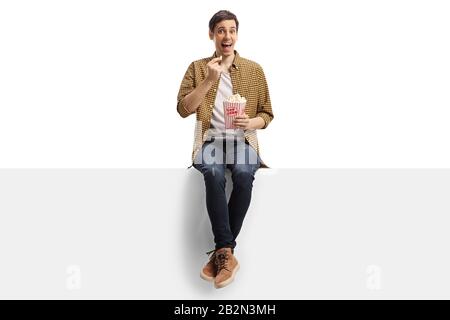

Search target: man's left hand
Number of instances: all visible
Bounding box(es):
[234,113,253,130]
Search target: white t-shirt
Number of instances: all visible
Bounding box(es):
[207,72,244,141]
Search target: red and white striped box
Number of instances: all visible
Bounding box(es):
[223,101,246,129]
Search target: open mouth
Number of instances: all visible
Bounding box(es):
[222,43,232,49]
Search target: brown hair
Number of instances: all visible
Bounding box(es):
[209,10,239,33]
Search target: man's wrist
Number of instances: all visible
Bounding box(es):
[249,117,265,130]
[203,77,215,89]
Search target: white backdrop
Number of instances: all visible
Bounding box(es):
[1,1,450,300]
[1,0,449,168]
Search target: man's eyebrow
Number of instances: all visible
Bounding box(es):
[217,26,237,30]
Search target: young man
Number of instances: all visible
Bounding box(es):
[177,10,274,289]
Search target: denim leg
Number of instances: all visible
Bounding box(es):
[193,139,234,249]
[226,140,261,245]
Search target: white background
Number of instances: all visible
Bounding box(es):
[1,0,449,168]
[1,0,450,300]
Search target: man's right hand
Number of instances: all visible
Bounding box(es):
[206,56,222,82]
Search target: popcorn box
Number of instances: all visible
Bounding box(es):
[223,101,246,129]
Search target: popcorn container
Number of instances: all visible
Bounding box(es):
[223,101,246,129]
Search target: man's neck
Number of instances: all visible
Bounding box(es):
[217,51,235,73]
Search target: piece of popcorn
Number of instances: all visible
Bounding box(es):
[225,93,247,103]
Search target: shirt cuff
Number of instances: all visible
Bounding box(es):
[256,112,272,129]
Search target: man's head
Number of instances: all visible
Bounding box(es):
[208,10,239,57]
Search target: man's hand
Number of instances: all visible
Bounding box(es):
[234,113,252,130]
[206,56,222,82]
[234,114,266,130]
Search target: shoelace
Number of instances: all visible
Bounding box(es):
[215,250,231,272]
[206,249,216,262]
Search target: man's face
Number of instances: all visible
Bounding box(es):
[209,19,238,57]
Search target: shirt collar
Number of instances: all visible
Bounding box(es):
[212,50,241,70]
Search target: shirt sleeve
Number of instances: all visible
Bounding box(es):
[177,62,196,118]
[256,65,274,129]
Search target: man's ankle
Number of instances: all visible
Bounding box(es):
[216,246,235,254]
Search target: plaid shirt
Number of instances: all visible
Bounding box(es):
[177,51,274,168]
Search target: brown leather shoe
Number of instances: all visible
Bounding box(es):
[214,248,240,289]
[200,250,217,282]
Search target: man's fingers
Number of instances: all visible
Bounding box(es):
[210,56,222,64]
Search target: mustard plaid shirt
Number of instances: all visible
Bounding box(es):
[177,51,274,168]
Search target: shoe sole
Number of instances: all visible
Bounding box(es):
[214,262,240,289]
[200,271,215,282]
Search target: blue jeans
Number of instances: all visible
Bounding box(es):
[193,136,261,250]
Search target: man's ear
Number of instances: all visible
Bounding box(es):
[209,30,214,40]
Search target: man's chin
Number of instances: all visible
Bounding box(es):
[221,49,234,56]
